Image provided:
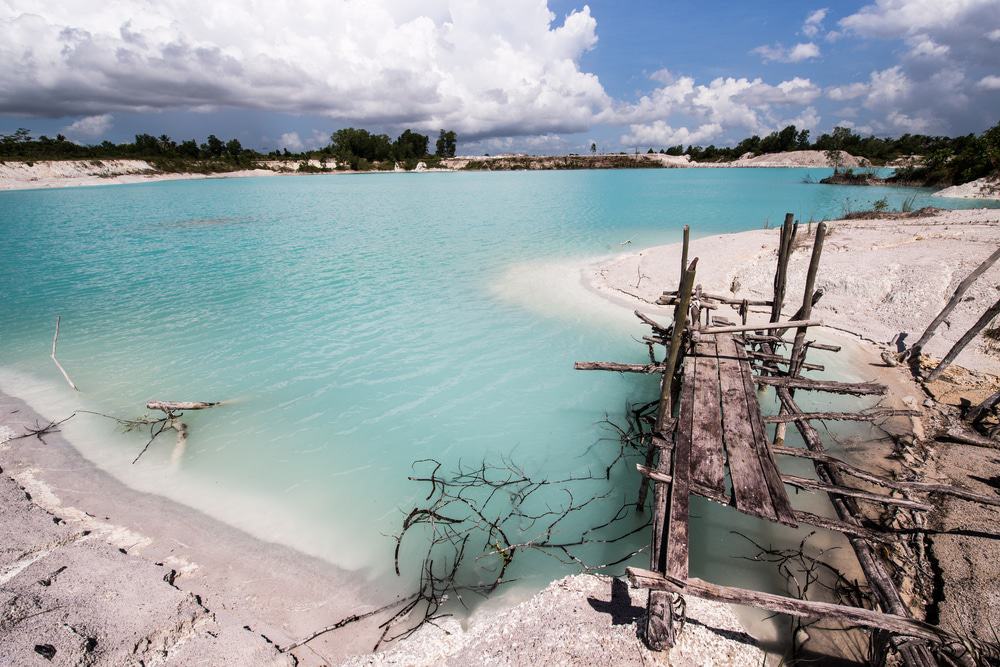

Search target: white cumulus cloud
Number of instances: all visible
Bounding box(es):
[62,113,113,138]
[279,132,304,151]
[803,8,828,37]
[0,0,611,140]
[978,75,1000,89]
[620,121,722,148]
[752,42,821,63]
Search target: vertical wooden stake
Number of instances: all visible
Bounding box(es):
[680,225,690,289]
[770,213,795,322]
[637,259,697,512]
[658,259,698,428]
[789,223,827,377]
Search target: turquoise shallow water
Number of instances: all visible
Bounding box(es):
[1,169,995,611]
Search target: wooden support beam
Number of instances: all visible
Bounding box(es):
[772,385,938,666]
[625,570,954,645]
[659,294,774,307]
[699,319,822,335]
[747,352,825,372]
[771,445,1000,507]
[763,408,920,423]
[752,376,886,395]
[781,474,933,511]
[908,246,1000,359]
[808,342,841,352]
[635,310,668,332]
[574,361,663,374]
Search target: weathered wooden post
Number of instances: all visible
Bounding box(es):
[769,213,796,322]
[789,222,827,377]
[636,230,691,514]
[645,258,697,650]
[679,224,690,288]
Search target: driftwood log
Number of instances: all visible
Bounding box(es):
[146,400,221,412]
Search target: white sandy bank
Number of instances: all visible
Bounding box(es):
[588,208,1000,375]
[934,175,1000,200]
[0,159,282,191]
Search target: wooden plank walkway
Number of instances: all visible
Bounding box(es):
[696,333,797,525]
[576,217,972,664]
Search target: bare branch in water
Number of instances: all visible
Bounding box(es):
[50,316,79,391]
[289,404,655,654]
[10,413,78,444]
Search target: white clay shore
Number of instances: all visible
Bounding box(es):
[933,175,1000,200]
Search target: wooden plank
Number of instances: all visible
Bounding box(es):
[625,569,953,645]
[752,376,886,395]
[781,474,933,511]
[764,408,919,423]
[690,479,891,542]
[730,337,797,527]
[700,319,822,335]
[689,339,726,495]
[665,356,695,580]
[574,361,663,373]
[716,334,777,521]
[771,445,1000,507]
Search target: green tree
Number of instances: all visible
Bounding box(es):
[178,139,200,158]
[225,138,243,160]
[393,129,429,160]
[203,134,225,159]
[796,129,810,149]
[435,129,457,158]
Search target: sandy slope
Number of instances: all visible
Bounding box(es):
[719,149,869,168]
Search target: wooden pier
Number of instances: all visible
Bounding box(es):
[575,216,999,666]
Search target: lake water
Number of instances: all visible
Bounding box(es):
[1,169,994,628]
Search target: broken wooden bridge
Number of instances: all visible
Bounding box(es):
[575,216,999,667]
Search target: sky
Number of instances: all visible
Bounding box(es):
[1,0,999,155]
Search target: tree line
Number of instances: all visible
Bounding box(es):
[645,120,1000,186]
[0,127,459,171]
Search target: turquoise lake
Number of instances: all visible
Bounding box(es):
[2,169,995,620]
